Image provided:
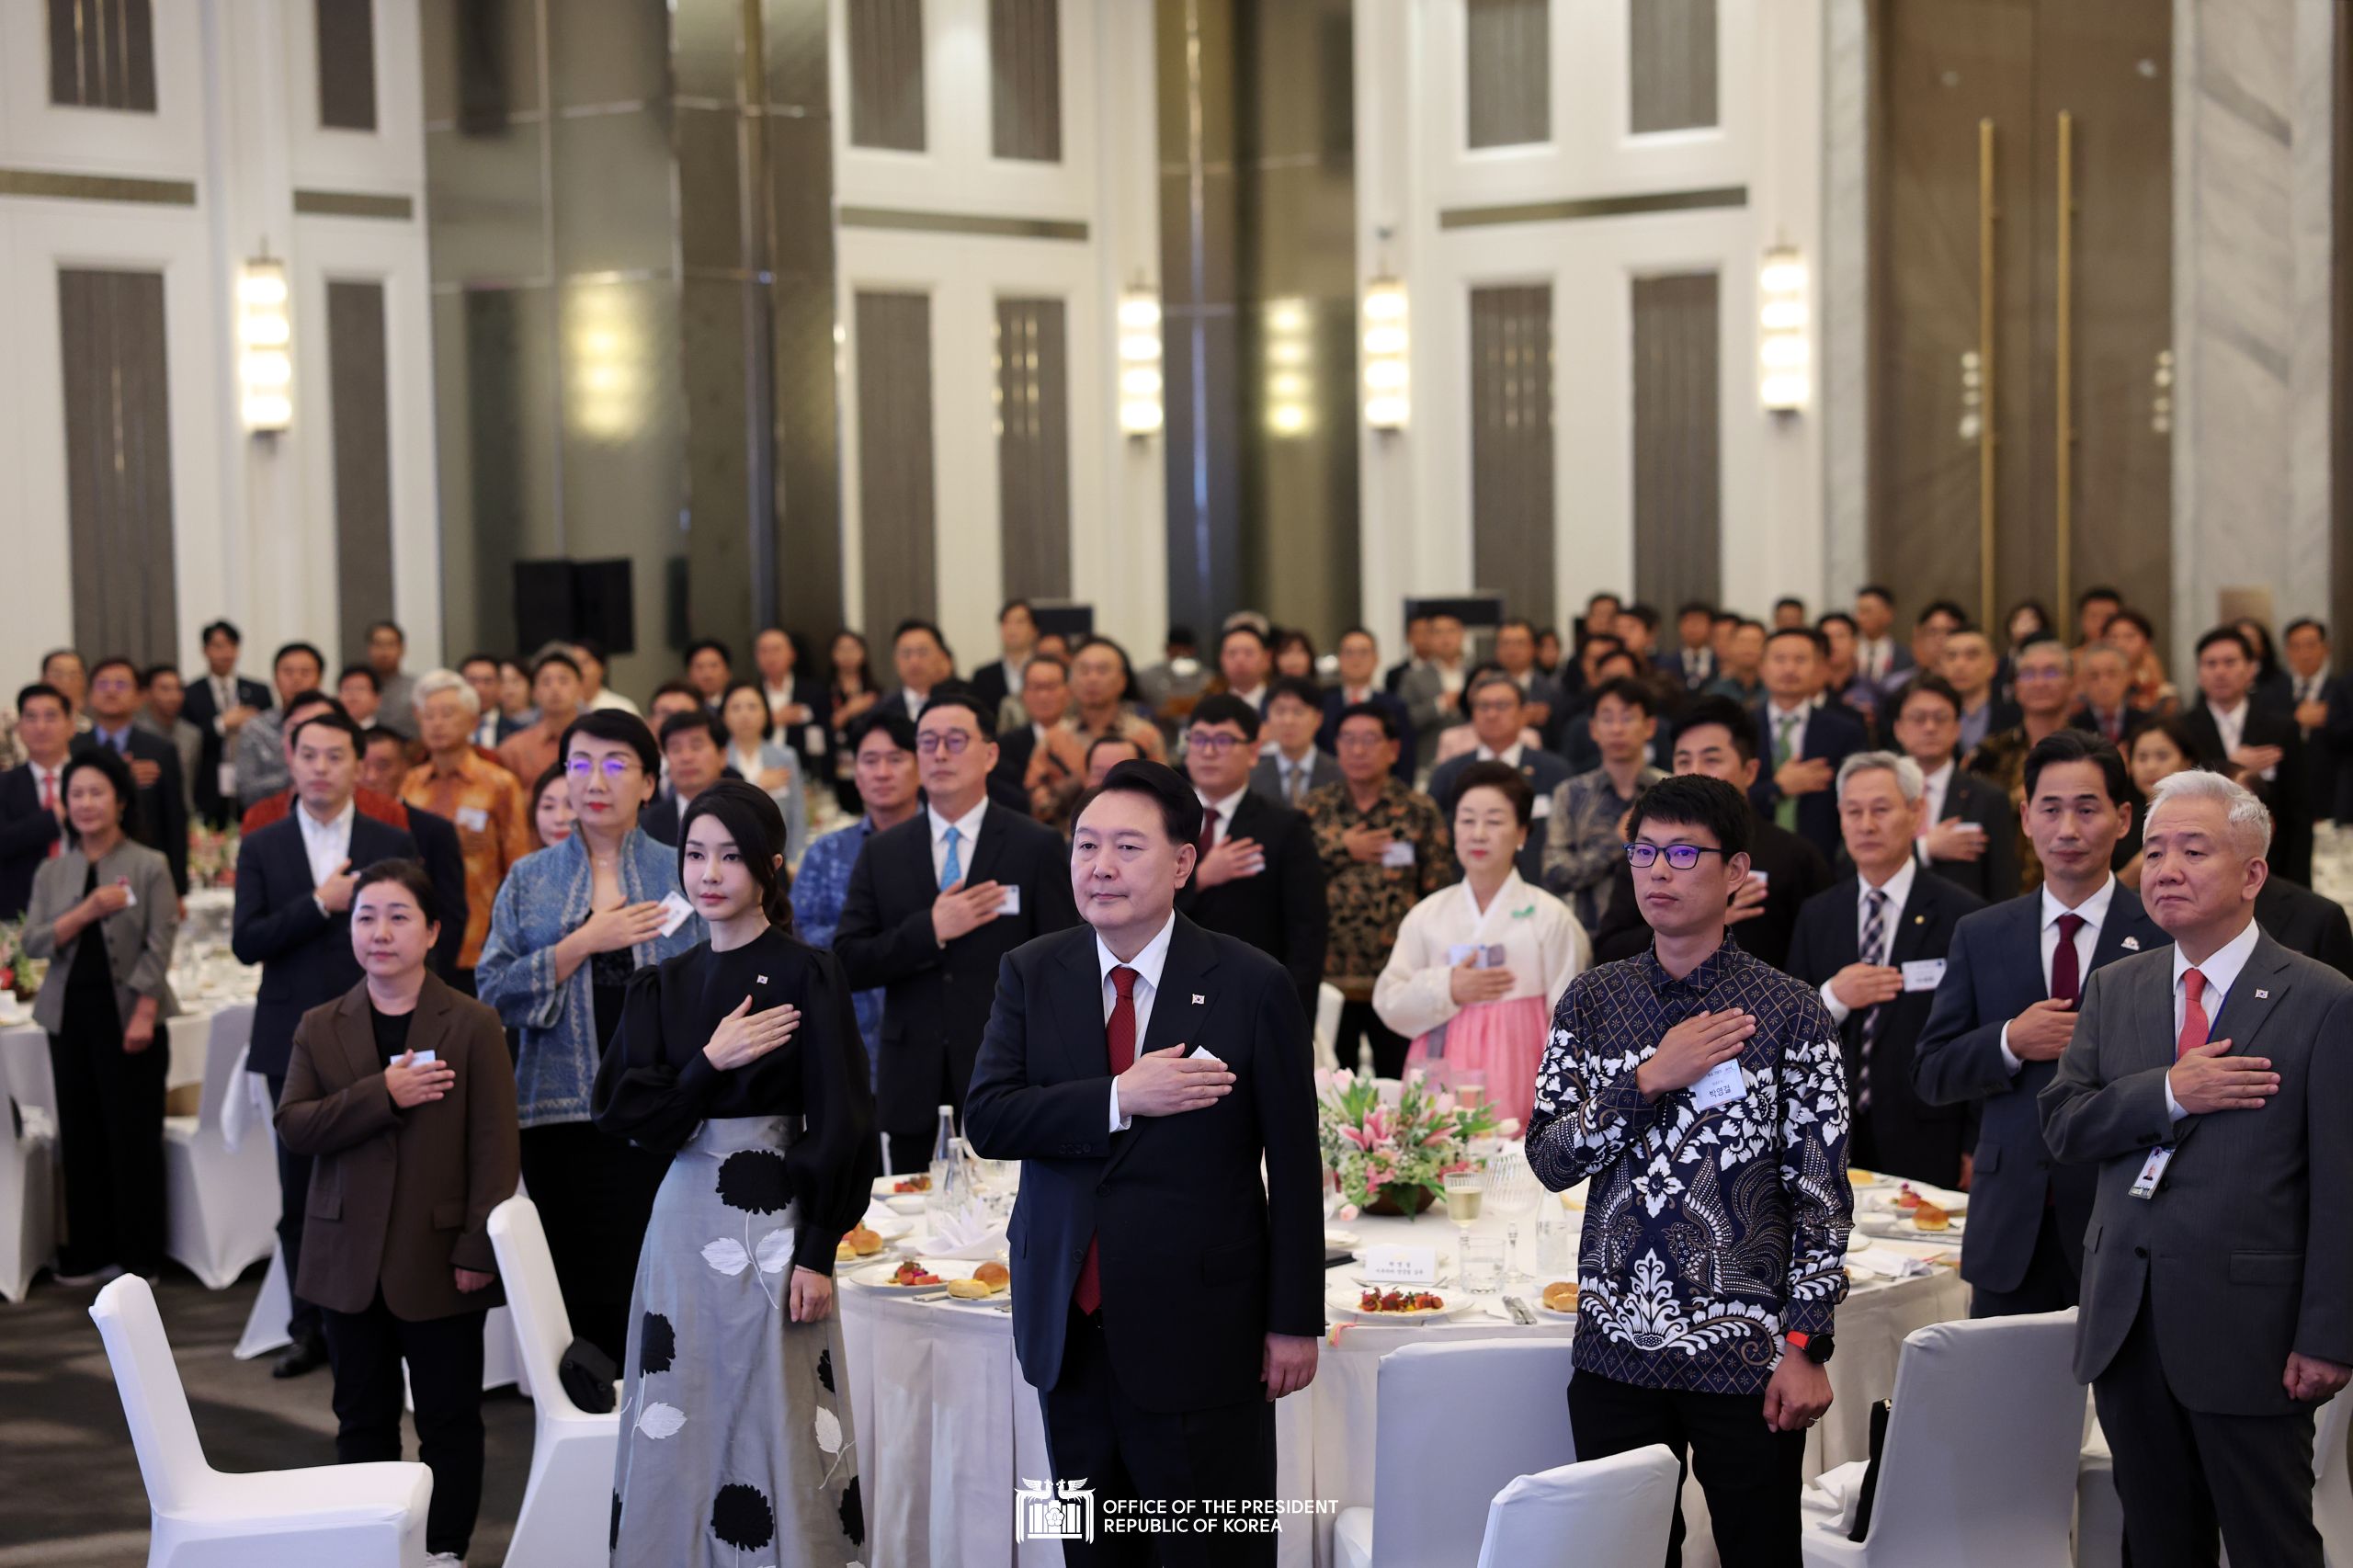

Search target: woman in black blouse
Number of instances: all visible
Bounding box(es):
[593,779,878,1564]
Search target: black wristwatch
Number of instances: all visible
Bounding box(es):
[1786,1330,1836,1366]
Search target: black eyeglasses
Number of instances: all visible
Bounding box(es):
[1625,843,1730,870]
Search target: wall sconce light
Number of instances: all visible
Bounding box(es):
[238,257,292,433]
[1361,277,1408,430]
[1757,245,1810,413]
[1117,287,1163,437]
[1266,296,1313,437]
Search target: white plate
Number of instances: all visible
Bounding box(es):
[1856,1214,1964,1241]
[1847,1169,1894,1191]
[873,1174,936,1199]
[1531,1298,1580,1323]
[882,1195,928,1216]
[1324,1228,1362,1251]
[848,1261,950,1294]
[1328,1284,1471,1324]
[1861,1188,1967,1217]
[858,1211,914,1240]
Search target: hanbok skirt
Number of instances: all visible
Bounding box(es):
[1403,994,1552,1129]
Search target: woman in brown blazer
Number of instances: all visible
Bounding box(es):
[275,858,518,1568]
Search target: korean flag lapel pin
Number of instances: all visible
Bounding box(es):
[2256,988,2270,1000]
[756,974,768,986]
[1191,994,1207,1006]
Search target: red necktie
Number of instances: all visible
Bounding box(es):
[1074,966,1140,1315]
[2050,913,2086,1005]
[2177,968,2210,1058]
[1196,807,1219,863]
[40,771,60,858]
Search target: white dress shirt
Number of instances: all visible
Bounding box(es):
[902,687,931,722]
[1197,786,1248,845]
[1229,685,1267,711]
[2208,699,2277,780]
[298,799,358,915]
[1101,913,1177,1131]
[1858,636,1895,685]
[1996,875,2116,1072]
[1275,748,1320,803]
[207,674,240,734]
[1002,658,1027,698]
[2164,917,2263,1121]
[926,798,989,888]
[1916,761,1954,845]
[1475,742,1527,768]
[1819,858,1917,1025]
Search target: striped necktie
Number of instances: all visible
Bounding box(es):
[1858,888,1889,1113]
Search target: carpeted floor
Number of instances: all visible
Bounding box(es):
[0,1262,538,1566]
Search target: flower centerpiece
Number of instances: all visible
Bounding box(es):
[1316,1068,1514,1218]
[0,919,19,1000]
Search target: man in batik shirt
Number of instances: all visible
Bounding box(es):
[1527,772,1852,1568]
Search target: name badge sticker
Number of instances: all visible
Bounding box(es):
[997,885,1022,915]
[1900,959,1947,993]
[1690,1058,1745,1113]
[2130,1145,2175,1200]
[655,891,696,937]
[1381,840,1416,869]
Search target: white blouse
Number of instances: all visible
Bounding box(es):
[1371,869,1590,1040]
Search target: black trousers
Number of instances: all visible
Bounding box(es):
[1969,1204,2079,1318]
[1334,1000,1409,1080]
[321,1290,488,1561]
[1567,1369,1806,1568]
[49,1021,166,1278]
[2092,1290,2321,1568]
[262,1074,321,1342]
[517,1120,667,1365]
[1040,1304,1278,1567]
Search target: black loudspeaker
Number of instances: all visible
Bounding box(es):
[1030,602,1096,642]
[514,559,637,656]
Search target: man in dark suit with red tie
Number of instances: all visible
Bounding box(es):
[1914,732,2168,1315]
[966,761,1324,1566]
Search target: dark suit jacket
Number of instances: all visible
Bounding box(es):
[991,722,1038,798]
[0,764,64,919]
[1173,791,1327,1019]
[2041,934,2353,1413]
[2182,700,2311,884]
[183,675,273,823]
[835,802,1082,1137]
[1591,812,1834,972]
[400,803,472,981]
[73,729,188,894]
[964,916,1324,1411]
[1427,746,1573,887]
[1915,883,2168,1294]
[1787,870,1984,1186]
[1659,647,1718,691]
[274,974,519,1320]
[1747,700,1870,859]
[2066,701,2154,750]
[637,768,747,847]
[2256,875,2353,978]
[971,660,1019,719]
[1318,688,1415,783]
[231,811,418,1078]
[1920,767,2021,903]
[1247,750,1341,809]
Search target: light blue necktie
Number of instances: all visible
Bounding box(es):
[939,824,962,890]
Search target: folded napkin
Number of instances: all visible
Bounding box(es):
[915,1200,1007,1260]
[1846,1246,1934,1280]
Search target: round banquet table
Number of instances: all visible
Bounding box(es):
[0,1001,233,1120]
[837,1198,1970,1568]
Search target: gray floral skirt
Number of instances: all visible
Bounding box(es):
[610,1116,863,1565]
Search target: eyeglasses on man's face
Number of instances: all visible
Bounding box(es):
[1625,842,1730,870]
[916,731,979,756]
[567,756,642,779]
[1185,730,1247,756]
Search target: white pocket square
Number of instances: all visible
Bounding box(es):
[2122,937,2141,950]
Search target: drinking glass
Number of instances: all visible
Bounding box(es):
[1483,1149,1542,1288]
[1442,1169,1485,1261]
[1461,1235,1506,1294]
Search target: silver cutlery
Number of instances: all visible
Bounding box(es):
[1501,1296,1537,1326]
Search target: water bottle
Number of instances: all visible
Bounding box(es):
[1356,1040,1375,1079]
[926,1105,957,1195]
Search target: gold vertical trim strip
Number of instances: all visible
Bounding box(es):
[1978,118,1998,632]
[2055,109,2075,619]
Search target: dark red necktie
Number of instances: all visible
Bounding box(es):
[2050,913,2086,1005]
[1196,808,1219,863]
[1074,966,1139,1314]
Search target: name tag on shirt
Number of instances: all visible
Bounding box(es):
[1448,943,1506,969]
[805,724,826,754]
[2130,1145,2175,1200]
[116,877,137,909]
[218,761,238,797]
[998,885,1022,915]
[456,805,489,833]
[1901,959,1947,993]
[1691,1058,1745,1112]
[1530,794,1552,819]
[407,1049,438,1066]
[1381,840,1415,869]
[655,892,696,937]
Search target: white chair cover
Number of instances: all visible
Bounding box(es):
[0,1078,56,1303]
[233,1244,295,1359]
[88,1274,432,1566]
[1334,1338,1579,1568]
[1472,1444,1681,1568]
[1314,982,1344,1072]
[1802,1309,2082,1568]
[162,1007,278,1289]
[2316,1389,2353,1566]
[488,1196,621,1568]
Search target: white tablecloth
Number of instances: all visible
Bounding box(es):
[838,1203,1969,1568]
[0,1001,234,1119]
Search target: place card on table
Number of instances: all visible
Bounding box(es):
[1360,1244,1439,1286]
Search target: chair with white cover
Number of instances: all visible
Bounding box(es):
[488,1196,620,1568]
[2315,1388,2353,1566]
[1800,1310,2082,1568]
[162,1012,278,1289]
[1335,1339,1579,1568]
[0,1075,56,1302]
[88,1273,431,1566]
[1314,981,1343,1072]
[1472,1444,1680,1568]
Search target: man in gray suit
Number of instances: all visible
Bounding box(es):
[1248,676,1341,809]
[1396,612,1468,772]
[2040,767,2353,1568]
